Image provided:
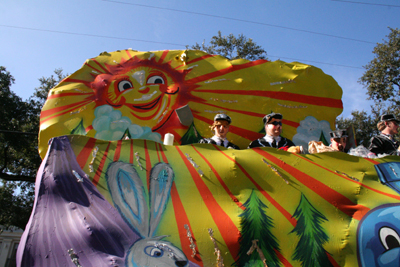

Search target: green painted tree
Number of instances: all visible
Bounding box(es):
[290,194,333,267]
[180,123,203,145]
[319,131,329,146]
[235,190,281,267]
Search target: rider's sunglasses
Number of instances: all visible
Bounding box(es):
[269,121,282,126]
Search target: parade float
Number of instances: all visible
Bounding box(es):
[16,49,400,267]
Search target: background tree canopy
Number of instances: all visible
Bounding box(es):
[0,66,66,230]
[338,27,400,146]
[191,31,267,61]
[0,67,40,182]
[360,28,400,106]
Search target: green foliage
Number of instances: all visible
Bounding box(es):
[336,101,400,147]
[360,28,400,106]
[235,190,281,267]
[29,68,66,108]
[336,110,378,147]
[0,66,66,230]
[340,28,400,147]
[192,31,268,61]
[0,181,34,230]
[0,67,41,181]
[290,194,332,267]
[28,68,66,127]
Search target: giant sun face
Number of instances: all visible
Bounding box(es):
[89,56,190,131]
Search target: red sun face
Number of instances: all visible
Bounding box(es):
[90,57,190,130]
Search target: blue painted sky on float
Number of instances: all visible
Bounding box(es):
[1,0,399,118]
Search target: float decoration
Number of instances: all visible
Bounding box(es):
[39,49,343,158]
[17,135,400,266]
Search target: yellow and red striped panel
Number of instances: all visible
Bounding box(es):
[67,135,400,267]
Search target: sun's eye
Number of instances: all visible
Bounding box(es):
[118,80,133,92]
[144,246,164,257]
[147,75,165,85]
[379,227,400,250]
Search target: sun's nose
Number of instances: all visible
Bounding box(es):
[138,86,150,94]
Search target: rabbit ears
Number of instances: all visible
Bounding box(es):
[106,162,174,238]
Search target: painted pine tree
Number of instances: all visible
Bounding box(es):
[319,130,329,146]
[235,190,281,267]
[180,123,202,145]
[290,193,333,266]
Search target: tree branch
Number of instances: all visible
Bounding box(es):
[0,145,8,174]
[0,173,35,182]
[0,130,37,135]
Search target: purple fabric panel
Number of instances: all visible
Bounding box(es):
[17,136,51,266]
[17,136,140,267]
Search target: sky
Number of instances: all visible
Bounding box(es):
[1,0,399,118]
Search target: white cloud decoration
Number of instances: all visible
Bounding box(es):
[92,105,162,143]
[292,116,332,152]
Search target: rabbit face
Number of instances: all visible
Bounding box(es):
[106,162,190,267]
[127,237,188,267]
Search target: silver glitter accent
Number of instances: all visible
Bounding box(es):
[270,79,295,86]
[205,78,227,84]
[158,107,170,123]
[247,240,268,267]
[184,224,197,258]
[204,110,226,114]
[70,106,87,115]
[208,228,224,267]
[390,166,399,177]
[262,158,288,184]
[135,152,143,171]
[185,153,199,168]
[335,170,360,182]
[186,64,198,70]
[88,146,98,173]
[277,103,307,109]
[133,90,157,101]
[209,98,238,104]
[185,153,204,177]
[72,170,84,183]
[67,248,82,267]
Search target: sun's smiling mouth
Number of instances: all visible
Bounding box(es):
[131,95,161,110]
[134,91,158,102]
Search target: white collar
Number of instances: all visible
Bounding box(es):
[211,135,228,146]
[380,133,396,141]
[263,135,280,144]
